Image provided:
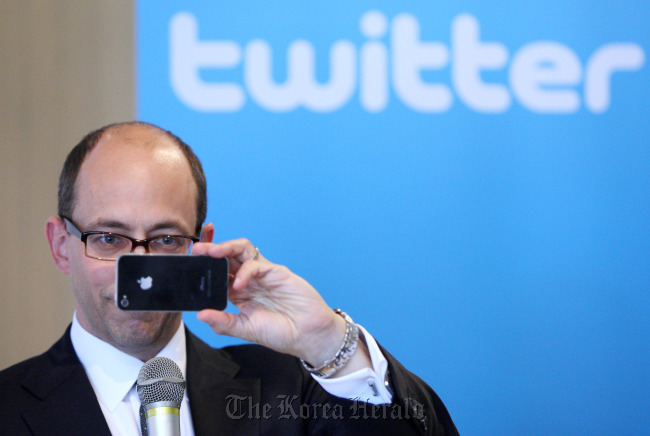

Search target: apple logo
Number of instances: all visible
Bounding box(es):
[137,276,153,290]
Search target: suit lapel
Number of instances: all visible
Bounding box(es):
[20,326,111,435]
[18,326,262,435]
[185,329,261,436]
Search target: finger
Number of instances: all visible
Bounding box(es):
[197,309,239,337]
[190,242,212,256]
[196,239,263,264]
[232,259,277,291]
[232,260,270,291]
[223,239,263,263]
[191,241,262,282]
[199,223,214,243]
[197,308,258,343]
[211,238,253,262]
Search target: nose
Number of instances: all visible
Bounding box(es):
[131,245,148,254]
[130,239,150,255]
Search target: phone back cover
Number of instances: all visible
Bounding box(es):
[116,255,229,311]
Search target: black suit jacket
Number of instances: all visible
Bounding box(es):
[0,326,458,435]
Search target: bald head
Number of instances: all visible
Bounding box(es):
[58,122,207,233]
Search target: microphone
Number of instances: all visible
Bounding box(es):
[137,357,186,436]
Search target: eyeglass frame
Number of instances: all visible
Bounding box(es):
[61,216,200,261]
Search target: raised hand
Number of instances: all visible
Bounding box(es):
[192,239,359,369]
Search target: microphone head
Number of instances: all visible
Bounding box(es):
[137,357,186,406]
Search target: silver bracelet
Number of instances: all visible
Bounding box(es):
[300,309,360,378]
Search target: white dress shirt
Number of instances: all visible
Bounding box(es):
[71,314,195,435]
[71,313,392,435]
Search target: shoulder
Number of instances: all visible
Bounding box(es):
[0,348,65,427]
[0,326,80,404]
[0,353,43,386]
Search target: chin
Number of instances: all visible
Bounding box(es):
[109,312,179,347]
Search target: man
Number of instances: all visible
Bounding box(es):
[0,122,458,435]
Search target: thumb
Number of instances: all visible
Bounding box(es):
[197,309,240,337]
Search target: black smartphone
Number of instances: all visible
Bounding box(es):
[116,254,229,311]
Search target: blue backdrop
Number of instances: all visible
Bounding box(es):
[137,2,649,434]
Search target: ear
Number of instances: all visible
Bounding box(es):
[45,216,71,274]
[199,222,214,243]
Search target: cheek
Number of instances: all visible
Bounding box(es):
[69,253,116,299]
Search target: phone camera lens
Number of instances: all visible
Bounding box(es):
[120,296,129,308]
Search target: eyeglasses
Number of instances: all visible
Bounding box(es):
[62,217,200,261]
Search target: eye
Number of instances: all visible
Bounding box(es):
[152,236,183,249]
[99,234,119,245]
[87,233,129,250]
[149,236,192,254]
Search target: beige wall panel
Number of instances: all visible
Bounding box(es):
[0,1,135,369]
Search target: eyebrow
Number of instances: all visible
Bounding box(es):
[85,219,193,235]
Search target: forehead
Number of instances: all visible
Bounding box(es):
[72,125,198,229]
[80,124,191,177]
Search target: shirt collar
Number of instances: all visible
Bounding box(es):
[71,312,188,412]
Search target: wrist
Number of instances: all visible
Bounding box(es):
[301,309,360,378]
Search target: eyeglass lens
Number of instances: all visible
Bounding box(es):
[85,234,194,259]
